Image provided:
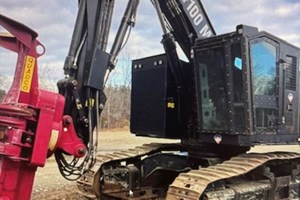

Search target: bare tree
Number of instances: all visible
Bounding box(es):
[38,64,60,92]
[0,90,5,102]
[101,50,135,129]
[0,75,8,102]
[0,75,11,92]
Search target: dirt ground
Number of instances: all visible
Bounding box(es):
[31,131,300,200]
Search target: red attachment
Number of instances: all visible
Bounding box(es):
[0,14,42,104]
[56,116,86,157]
[0,14,86,200]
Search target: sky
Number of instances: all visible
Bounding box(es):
[0,0,299,90]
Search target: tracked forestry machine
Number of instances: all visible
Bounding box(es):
[0,0,299,199]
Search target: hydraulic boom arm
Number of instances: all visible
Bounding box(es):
[56,0,215,179]
[57,0,140,180]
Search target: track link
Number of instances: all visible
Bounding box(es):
[166,152,300,200]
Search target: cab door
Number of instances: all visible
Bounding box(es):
[249,37,279,133]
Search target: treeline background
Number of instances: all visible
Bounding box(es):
[0,85,131,130]
[0,52,133,130]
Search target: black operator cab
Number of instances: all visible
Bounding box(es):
[193,25,300,146]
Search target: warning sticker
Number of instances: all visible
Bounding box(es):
[21,56,35,93]
[167,102,175,109]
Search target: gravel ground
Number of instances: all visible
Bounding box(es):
[31,131,300,200]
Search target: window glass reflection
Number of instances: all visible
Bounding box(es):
[251,41,276,95]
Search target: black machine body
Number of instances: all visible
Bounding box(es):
[130,54,184,139]
[131,25,300,148]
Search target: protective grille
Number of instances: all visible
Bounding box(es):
[285,56,297,91]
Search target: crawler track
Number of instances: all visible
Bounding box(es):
[167,152,300,199]
[77,145,300,200]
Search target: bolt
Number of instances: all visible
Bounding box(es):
[77,147,86,156]
[83,118,89,124]
[25,137,32,143]
[99,103,104,110]
[71,80,78,86]
[63,118,72,126]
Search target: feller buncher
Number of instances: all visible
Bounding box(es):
[0,1,299,199]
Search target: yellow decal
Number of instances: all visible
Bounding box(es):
[85,98,95,107]
[167,102,175,109]
[48,129,59,151]
[21,56,35,93]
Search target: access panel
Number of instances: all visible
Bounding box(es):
[130,54,182,139]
